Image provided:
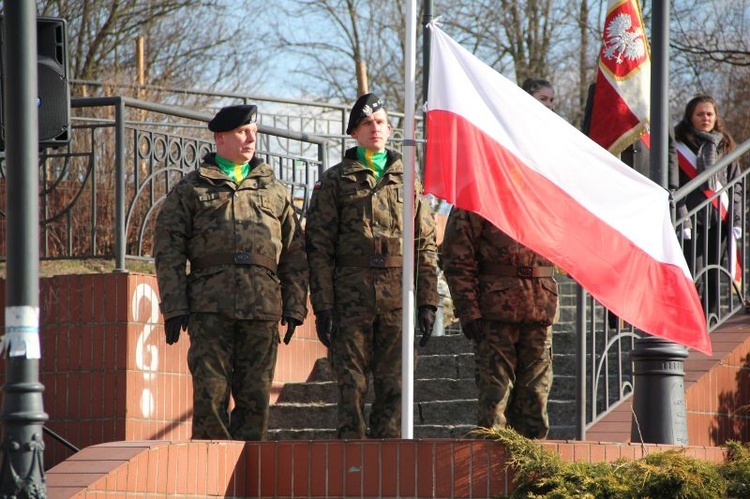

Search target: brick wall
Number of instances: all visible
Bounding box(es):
[0,272,325,469]
[45,438,726,498]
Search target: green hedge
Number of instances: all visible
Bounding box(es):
[476,427,750,498]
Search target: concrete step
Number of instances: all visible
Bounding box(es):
[276,378,477,404]
[269,398,478,430]
[269,402,337,430]
[416,353,474,380]
[270,334,483,440]
[416,399,476,425]
[276,381,338,404]
[418,333,474,356]
[412,424,477,439]
[307,357,335,382]
[304,340,474,381]
[268,424,477,441]
[416,378,477,402]
[268,428,337,440]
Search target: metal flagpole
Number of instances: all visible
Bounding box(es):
[401,0,418,439]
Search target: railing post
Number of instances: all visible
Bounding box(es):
[114,98,127,272]
[317,141,327,178]
[575,283,587,440]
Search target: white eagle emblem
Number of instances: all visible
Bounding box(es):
[362,104,373,116]
[602,12,646,64]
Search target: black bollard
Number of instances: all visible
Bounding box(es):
[630,336,689,445]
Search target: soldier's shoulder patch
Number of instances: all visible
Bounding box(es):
[313,180,322,191]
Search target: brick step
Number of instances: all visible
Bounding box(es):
[276,378,477,404]
[269,399,478,430]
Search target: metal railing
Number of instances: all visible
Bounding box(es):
[70,80,415,161]
[0,96,329,270]
[576,138,750,439]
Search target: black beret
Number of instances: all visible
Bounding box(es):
[208,104,258,132]
[346,93,385,134]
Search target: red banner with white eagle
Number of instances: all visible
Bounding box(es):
[588,0,651,155]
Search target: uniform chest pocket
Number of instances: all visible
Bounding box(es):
[256,193,274,212]
[340,183,371,199]
[241,190,280,220]
[375,184,403,232]
[339,184,372,221]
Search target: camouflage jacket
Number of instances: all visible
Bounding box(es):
[154,153,309,323]
[441,208,558,325]
[305,148,439,313]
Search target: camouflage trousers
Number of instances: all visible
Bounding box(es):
[474,320,553,439]
[329,308,408,439]
[187,313,279,440]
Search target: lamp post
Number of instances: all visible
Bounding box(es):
[0,3,48,496]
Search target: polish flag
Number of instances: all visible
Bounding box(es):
[423,23,711,355]
[587,0,650,154]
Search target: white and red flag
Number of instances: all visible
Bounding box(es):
[676,142,743,286]
[423,23,711,355]
[588,0,650,154]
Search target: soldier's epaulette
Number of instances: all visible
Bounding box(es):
[178,169,200,185]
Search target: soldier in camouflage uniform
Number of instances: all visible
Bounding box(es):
[305,93,439,439]
[154,104,309,441]
[441,208,558,439]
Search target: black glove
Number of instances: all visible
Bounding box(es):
[417,306,437,347]
[281,317,302,344]
[461,319,483,342]
[315,309,333,348]
[164,315,189,345]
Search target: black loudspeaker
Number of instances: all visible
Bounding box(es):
[0,16,71,149]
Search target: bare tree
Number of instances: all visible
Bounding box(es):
[670,0,750,68]
[267,0,415,111]
[16,0,747,146]
[575,0,591,127]
[34,0,270,98]
[669,0,750,143]
[437,0,565,85]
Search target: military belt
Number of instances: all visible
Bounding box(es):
[190,251,277,273]
[480,264,554,278]
[336,255,403,268]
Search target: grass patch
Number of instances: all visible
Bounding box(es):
[0,258,156,279]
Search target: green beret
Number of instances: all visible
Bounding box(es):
[346,93,384,134]
[208,104,258,132]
